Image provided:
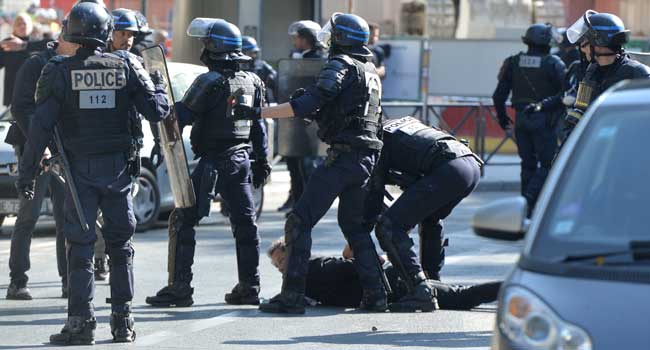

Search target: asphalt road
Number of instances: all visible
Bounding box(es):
[0,170,523,350]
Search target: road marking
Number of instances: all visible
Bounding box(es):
[136,310,247,346]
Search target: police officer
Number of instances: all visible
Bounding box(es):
[6,28,79,301]
[564,11,650,137]
[288,20,327,59]
[108,8,139,52]
[365,116,482,311]
[16,2,170,344]
[235,13,385,314]
[493,24,565,213]
[130,11,155,56]
[242,36,277,103]
[145,18,270,308]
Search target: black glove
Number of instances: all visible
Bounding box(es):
[15,179,35,201]
[150,141,164,168]
[251,158,271,188]
[497,114,513,131]
[233,104,261,120]
[290,88,306,101]
[150,70,166,90]
[523,103,542,114]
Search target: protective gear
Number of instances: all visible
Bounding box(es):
[141,46,196,208]
[111,8,138,32]
[318,13,372,57]
[63,2,113,47]
[233,104,261,121]
[511,53,561,106]
[145,284,194,307]
[56,52,134,156]
[49,316,97,346]
[251,158,271,188]
[315,54,382,146]
[15,180,35,201]
[149,70,166,90]
[75,0,105,6]
[288,20,321,38]
[186,18,249,62]
[110,311,135,342]
[150,141,164,168]
[567,10,630,51]
[224,282,260,305]
[35,56,66,104]
[133,10,153,35]
[522,23,552,46]
[241,36,260,53]
[388,277,439,313]
[382,117,478,175]
[184,70,261,154]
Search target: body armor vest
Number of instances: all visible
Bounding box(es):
[511,53,559,106]
[317,54,382,147]
[59,52,132,156]
[186,70,258,155]
[383,117,479,174]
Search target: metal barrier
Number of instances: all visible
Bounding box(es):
[383,100,518,176]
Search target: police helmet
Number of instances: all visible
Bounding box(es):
[111,8,138,32]
[242,36,260,53]
[187,18,249,61]
[288,20,321,46]
[75,0,105,6]
[586,13,630,50]
[318,13,372,57]
[64,2,113,47]
[134,11,153,35]
[522,23,552,46]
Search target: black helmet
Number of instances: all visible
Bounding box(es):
[242,36,260,53]
[186,18,249,61]
[319,13,372,57]
[522,23,552,46]
[75,0,105,6]
[64,2,113,47]
[133,11,153,35]
[586,13,630,50]
[111,8,138,32]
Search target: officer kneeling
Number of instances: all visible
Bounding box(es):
[15,2,170,345]
[145,18,270,308]
[236,13,386,314]
[365,117,482,311]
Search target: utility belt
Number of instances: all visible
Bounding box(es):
[424,140,483,173]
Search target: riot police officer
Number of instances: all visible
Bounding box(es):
[16,2,170,344]
[288,20,327,59]
[145,18,270,308]
[130,10,155,56]
[492,23,565,213]
[242,36,277,103]
[365,117,482,311]
[564,11,650,137]
[235,13,386,314]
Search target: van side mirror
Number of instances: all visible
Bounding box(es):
[472,197,528,241]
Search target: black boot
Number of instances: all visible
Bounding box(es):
[6,283,32,300]
[50,316,96,345]
[145,284,194,307]
[258,290,305,314]
[359,288,388,312]
[389,274,439,313]
[110,312,136,343]
[225,283,260,305]
[94,257,109,281]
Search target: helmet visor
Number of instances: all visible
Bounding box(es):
[186,17,217,38]
[567,10,598,44]
[316,13,342,49]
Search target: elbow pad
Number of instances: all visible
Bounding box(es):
[317,59,348,100]
[35,57,65,104]
[182,71,224,113]
[115,50,156,94]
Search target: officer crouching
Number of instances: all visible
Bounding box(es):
[235,13,386,314]
[15,2,170,345]
[145,18,270,308]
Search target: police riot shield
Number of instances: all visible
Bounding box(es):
[276,59,328,157]
[141,46,196,208]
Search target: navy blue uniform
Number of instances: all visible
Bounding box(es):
[18,47,170,318]
[367,117,482,280]
[493,49,565,209]
[172,68,268,288]
[283,52,384,297]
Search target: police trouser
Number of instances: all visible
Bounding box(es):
[169,148,260,286]
[284,147,384,294]
[514,110,558,209]
[9,169,66,287]
[383,156,480,280]
[65,153,136,318]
